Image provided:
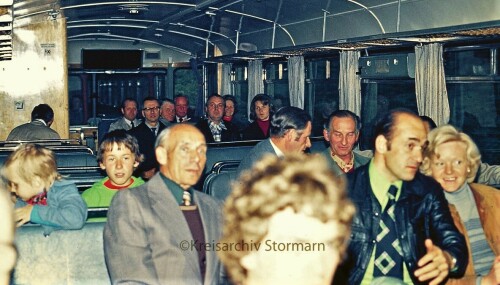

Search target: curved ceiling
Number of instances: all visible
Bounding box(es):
[9,0,500,60]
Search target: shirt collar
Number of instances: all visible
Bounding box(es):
[369,159,402,208]
[269,139,284,157]
[33,119,47,126]
[159,172,194,205]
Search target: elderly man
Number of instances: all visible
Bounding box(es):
[159,98,175,125]
[336,109,467,285]
[7,104,60,141]
[195,94,240,143]
[108,98,142,132]
[174,95,197,123]
[321,110,371,176]
[104,124,227,285]
[128,97,167,179]
[236,106,312,178]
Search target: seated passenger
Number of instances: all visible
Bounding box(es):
[236,106,312,178]
[241,94,273,140]
[195,94,240,142]
[108,98,142,132]
[1,144,87,235]
[82,130,144,212]
[0,183,16,285]
[222,95,247,132]
[421,125,500,285]
[219,154,355,285]
[7,104,60,141]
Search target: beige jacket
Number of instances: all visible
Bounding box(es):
[446,183,500,285]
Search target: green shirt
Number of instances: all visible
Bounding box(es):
[361,160,412,285]
[82,176,144,208]
[159,173,195,205]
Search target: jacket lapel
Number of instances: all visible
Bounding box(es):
[147,174,202,279]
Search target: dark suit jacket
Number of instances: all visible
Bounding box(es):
[241,120,269,140]
[236,138,277,178]
[128,121,167,175]
[104,174,226,285]
[195,119,240,143]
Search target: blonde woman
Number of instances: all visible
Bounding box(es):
[421,125,500,285]
[219,154,355,285]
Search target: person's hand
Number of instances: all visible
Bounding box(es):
[414,239,450,285]
[14,204,33,227]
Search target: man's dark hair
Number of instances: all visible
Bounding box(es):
[324,110,361,133]
[31,104,54,124]
[121,97,138,109]
[97,130,143,163]
[249,94,273,121]
[205,94,224,107]
[141,96,159,109]
[420,115,437,130]
[270,106,311,138]
[372,108,418,149]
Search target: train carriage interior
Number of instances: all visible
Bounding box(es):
[0,0,499,284]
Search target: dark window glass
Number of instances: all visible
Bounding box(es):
[359,80,417,150]
[447,82,500,165]
[444,49,491,76]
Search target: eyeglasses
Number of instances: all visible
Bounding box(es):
[143,106,160,112]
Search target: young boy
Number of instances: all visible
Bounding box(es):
[2,144,87,235]
[82,130,144,209]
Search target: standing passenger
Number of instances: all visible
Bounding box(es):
[1,144,87,235]
[337,109,468,285]
[241,94,273,140]
[104,124,227,284]
[236,106,312,178]
[7,104,60,141]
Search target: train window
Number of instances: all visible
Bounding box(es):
[358,80,418,150]
[444,49,492,76]
[230,64,249,121]
[447,82,500,165]
[305,58,340,136]
[174,68,201,110]
[264,62,290,109]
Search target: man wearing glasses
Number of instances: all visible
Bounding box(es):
[128,96,167,179]
[195,94,240,143]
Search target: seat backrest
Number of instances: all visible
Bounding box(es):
[14,222,111,285]
[203,171,237,201]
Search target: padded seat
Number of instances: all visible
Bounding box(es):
[14,222,110,285]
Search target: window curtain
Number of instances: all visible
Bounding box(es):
[339,50,362,116]
[220,63,232,96]
[415,43,450,126]
[288,56,305,108]
[248,60,264,118]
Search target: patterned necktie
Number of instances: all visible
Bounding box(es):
[151,127,157,136]
[182,190,191,206]
[374,185,403,279]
